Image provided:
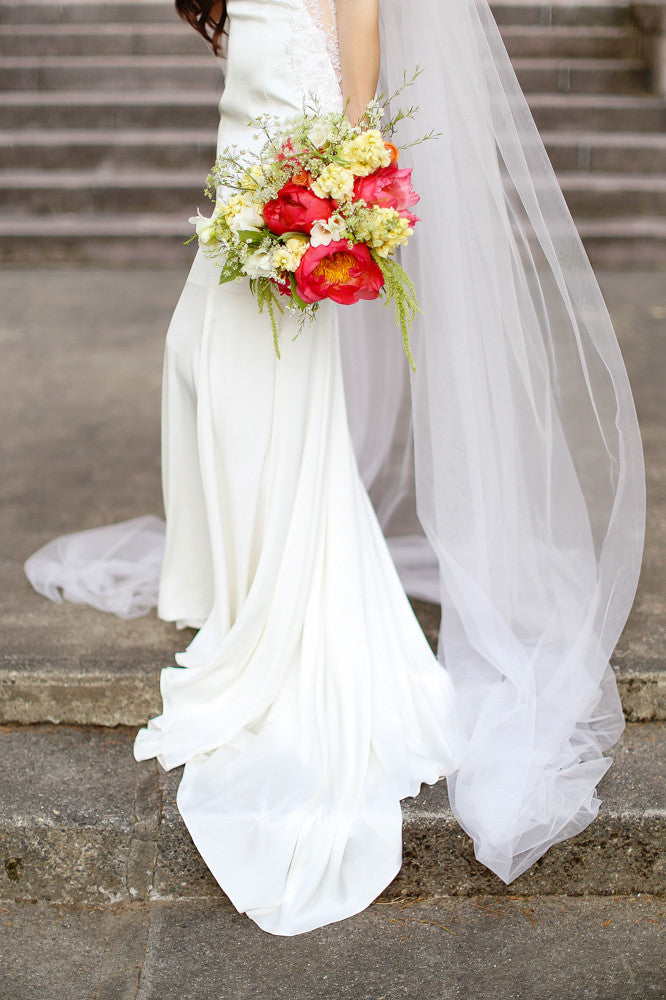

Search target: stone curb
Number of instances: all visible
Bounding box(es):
[1,722,664,906]
[0,651,664,728]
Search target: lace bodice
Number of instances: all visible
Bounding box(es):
[217,0,344,156]
[301,0,342,84]
[287,0,342,111]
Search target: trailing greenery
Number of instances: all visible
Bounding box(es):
[251,277,284,359]
[374,255,420,371]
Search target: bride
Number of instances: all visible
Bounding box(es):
[24,0,645,936]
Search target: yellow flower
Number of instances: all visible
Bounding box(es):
[271,235,309,272]
[272,243,305,272]
[312,163,355,201]
[338,130,391,177]
[241,164,265,192]
[353,206,413,257]
[284,234,309,258]
[220,193,264,233]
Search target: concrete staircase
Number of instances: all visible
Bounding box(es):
[0,0,665,266]
[496,0,666,265]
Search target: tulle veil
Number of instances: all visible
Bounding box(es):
[25,0,645,885]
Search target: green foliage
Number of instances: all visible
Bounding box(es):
[218,256,244,285]
[377,67,443,149]
[237,230,264,246]
[375,255,420,372]
[287,273,310,311]
[251,277,284,359]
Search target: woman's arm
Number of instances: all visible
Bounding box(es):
[335,0,380,125]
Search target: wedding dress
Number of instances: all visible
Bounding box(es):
[24,0,645,936]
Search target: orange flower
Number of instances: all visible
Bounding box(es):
[291,169,313,187]
[384,142,400,165]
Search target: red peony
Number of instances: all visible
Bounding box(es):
[263,182,334,236]
[294,240,384,306]
[353,166,420,226]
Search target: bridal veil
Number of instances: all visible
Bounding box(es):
[340,0,645,882]
[25,0,646,886]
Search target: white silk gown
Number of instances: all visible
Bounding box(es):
[24,0,646,939]
[132,0,463,935]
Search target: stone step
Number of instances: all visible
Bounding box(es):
[2,218,665,268]
[541,130,666,173]
[0,90,221,130]
[0,170,207,215]
[3,895,665,1000]
[490,2,631,29]
[0,55,648,96]
[2,90,663,134]
[4,216,665,269]
[0,22,640,60]
[0,587,664,724]
[0,0,633,30]
[4,128,666,175]
[0,55,222,92]
[512,57,649,94]
[4,168,665,222]
[575,216,666,266]
[558,172,666,217]
[0,128,218,171]
[0,265,662,723]
[0,215,196,266]
[0,722,663,906]
[528,92,666,131]
[499,24,641,59]
[0,23,210,58]
[0,0,181,26]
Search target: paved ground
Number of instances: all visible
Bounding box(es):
[1,895,664,1000]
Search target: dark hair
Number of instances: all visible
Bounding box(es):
[175,0,227,56]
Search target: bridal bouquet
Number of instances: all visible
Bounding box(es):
[189,88,427,369]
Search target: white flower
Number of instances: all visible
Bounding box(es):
[310,215,348,248]
[189,208,218,245]
[243,247,275,279]
[227,200,264,234]
[307,120,334,148]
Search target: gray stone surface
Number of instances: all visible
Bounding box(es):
[0,722,663,905]
[0,725,156,903]
[0,901,149,1000]
[0,895,664,1000]
[0,270,664,725]
[0,269,192,726]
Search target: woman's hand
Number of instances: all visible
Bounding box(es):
[335,0,380,126]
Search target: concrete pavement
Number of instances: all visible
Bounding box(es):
[1,894,665,1000]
